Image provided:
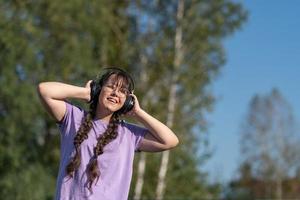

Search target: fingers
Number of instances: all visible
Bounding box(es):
[129,93,137,101]
[85,80,93,88]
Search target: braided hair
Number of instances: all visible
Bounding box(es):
[65,67,134,191]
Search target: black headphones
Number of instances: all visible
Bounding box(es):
[88,67,135,115]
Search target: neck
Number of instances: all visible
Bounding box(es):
[95,105,113,123]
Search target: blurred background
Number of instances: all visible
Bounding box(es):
[0,0,299,199]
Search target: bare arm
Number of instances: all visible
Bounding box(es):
[136,109,179,152]
[37,81,91,123]
[127,94,179,152]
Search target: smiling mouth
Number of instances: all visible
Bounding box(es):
[107,97,118,104]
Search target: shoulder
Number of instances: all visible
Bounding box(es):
[120,120,144,131]
[66,101,85,113]
[58,101,87,125]
[119,120,148,136]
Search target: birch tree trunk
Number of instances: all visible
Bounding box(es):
[133,54,148,200]
[134,152,146,200]
[155,0,184,199]
[275,176,282,200]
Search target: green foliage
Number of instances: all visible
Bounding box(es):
[0,164,55,200]
[128,0,247,199]
[0,1,133,198]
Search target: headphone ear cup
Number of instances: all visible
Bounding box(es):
[117,95,135,114]
[126,95,135,112]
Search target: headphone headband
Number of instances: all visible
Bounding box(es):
[96,67,135,92]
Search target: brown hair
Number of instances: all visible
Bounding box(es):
[65,68,134,191]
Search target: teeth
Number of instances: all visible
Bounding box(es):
[107,98,117,103]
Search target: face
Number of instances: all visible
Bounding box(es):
[97,74,130,113]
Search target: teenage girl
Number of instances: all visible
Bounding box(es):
[37,67,179,200]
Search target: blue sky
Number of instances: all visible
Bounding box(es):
[203,1,300,182]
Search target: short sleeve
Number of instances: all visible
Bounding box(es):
[123,122,148,152]
[56,101,85,136]
[134,126,148,152]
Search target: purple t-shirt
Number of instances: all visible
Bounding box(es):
[54,101,147,200]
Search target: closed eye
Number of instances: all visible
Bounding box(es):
[119,88,129,95]
[106,84,115,89]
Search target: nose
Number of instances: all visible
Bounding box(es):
[111,90,118,96]
[110,87,121,97]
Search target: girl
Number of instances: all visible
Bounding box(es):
[37,67,179,200]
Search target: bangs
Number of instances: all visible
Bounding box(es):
[104,73,134,91]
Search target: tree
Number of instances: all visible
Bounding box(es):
[128,0,247,199]
[0,1,133,199]
[230,88,300,199]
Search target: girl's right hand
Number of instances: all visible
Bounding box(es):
[85,80,93,103]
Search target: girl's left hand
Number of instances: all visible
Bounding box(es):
[125,93,143,118]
